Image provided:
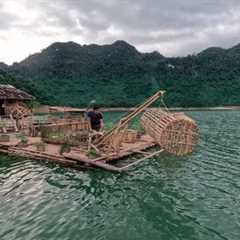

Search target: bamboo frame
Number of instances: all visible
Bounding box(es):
[96,90,165,147]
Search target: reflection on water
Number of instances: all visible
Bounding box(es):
[0,111,240,240]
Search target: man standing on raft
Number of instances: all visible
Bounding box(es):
[87,105,104,132]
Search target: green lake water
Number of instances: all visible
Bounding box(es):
[0,111,240,240]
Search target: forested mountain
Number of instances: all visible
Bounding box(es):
[0,63,8,71]
[1,40,240,107]
[0,69,17,86]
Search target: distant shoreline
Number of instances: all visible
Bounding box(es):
[34,105,240,113]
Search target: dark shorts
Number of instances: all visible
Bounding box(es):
[92,125,101,131]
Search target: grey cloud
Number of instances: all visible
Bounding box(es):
[46,0,240,54]
[22,2,77,30]
[56,0,237,30]
[1,0,240,58]
[0,10,21,30]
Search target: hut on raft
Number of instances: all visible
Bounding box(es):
[0,84,33,119]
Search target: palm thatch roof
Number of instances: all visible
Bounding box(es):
[0,85,33,100]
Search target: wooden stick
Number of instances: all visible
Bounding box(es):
[119,149,164,170]
[134,150,152,155]
[64,153,124,172]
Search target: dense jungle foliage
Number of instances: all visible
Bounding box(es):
[1,40,240,107]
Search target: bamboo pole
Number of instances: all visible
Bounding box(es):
[119,149,164,170]
[64,153,124,172]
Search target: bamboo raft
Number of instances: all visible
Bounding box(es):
[0,89,199,172]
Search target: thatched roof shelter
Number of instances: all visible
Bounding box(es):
[0,85,33,100]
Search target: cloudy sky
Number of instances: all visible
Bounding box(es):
[0,0,240,64]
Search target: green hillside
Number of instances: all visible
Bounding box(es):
[1,40,240,107]
[0,69,18,86]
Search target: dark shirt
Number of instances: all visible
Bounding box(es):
[87,111,103,131]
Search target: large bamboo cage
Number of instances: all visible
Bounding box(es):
[141,109,199,156]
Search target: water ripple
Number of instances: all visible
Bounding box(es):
[0,111,240,240]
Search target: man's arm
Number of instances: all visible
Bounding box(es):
[99,112,104,130]
[86,111,92,130]
[100,119,104,130]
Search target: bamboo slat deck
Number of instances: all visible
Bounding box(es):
[0,134,157,172]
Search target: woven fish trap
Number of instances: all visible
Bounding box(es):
[141,109,199,156]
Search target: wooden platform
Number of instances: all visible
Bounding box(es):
[0,134,160,172]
